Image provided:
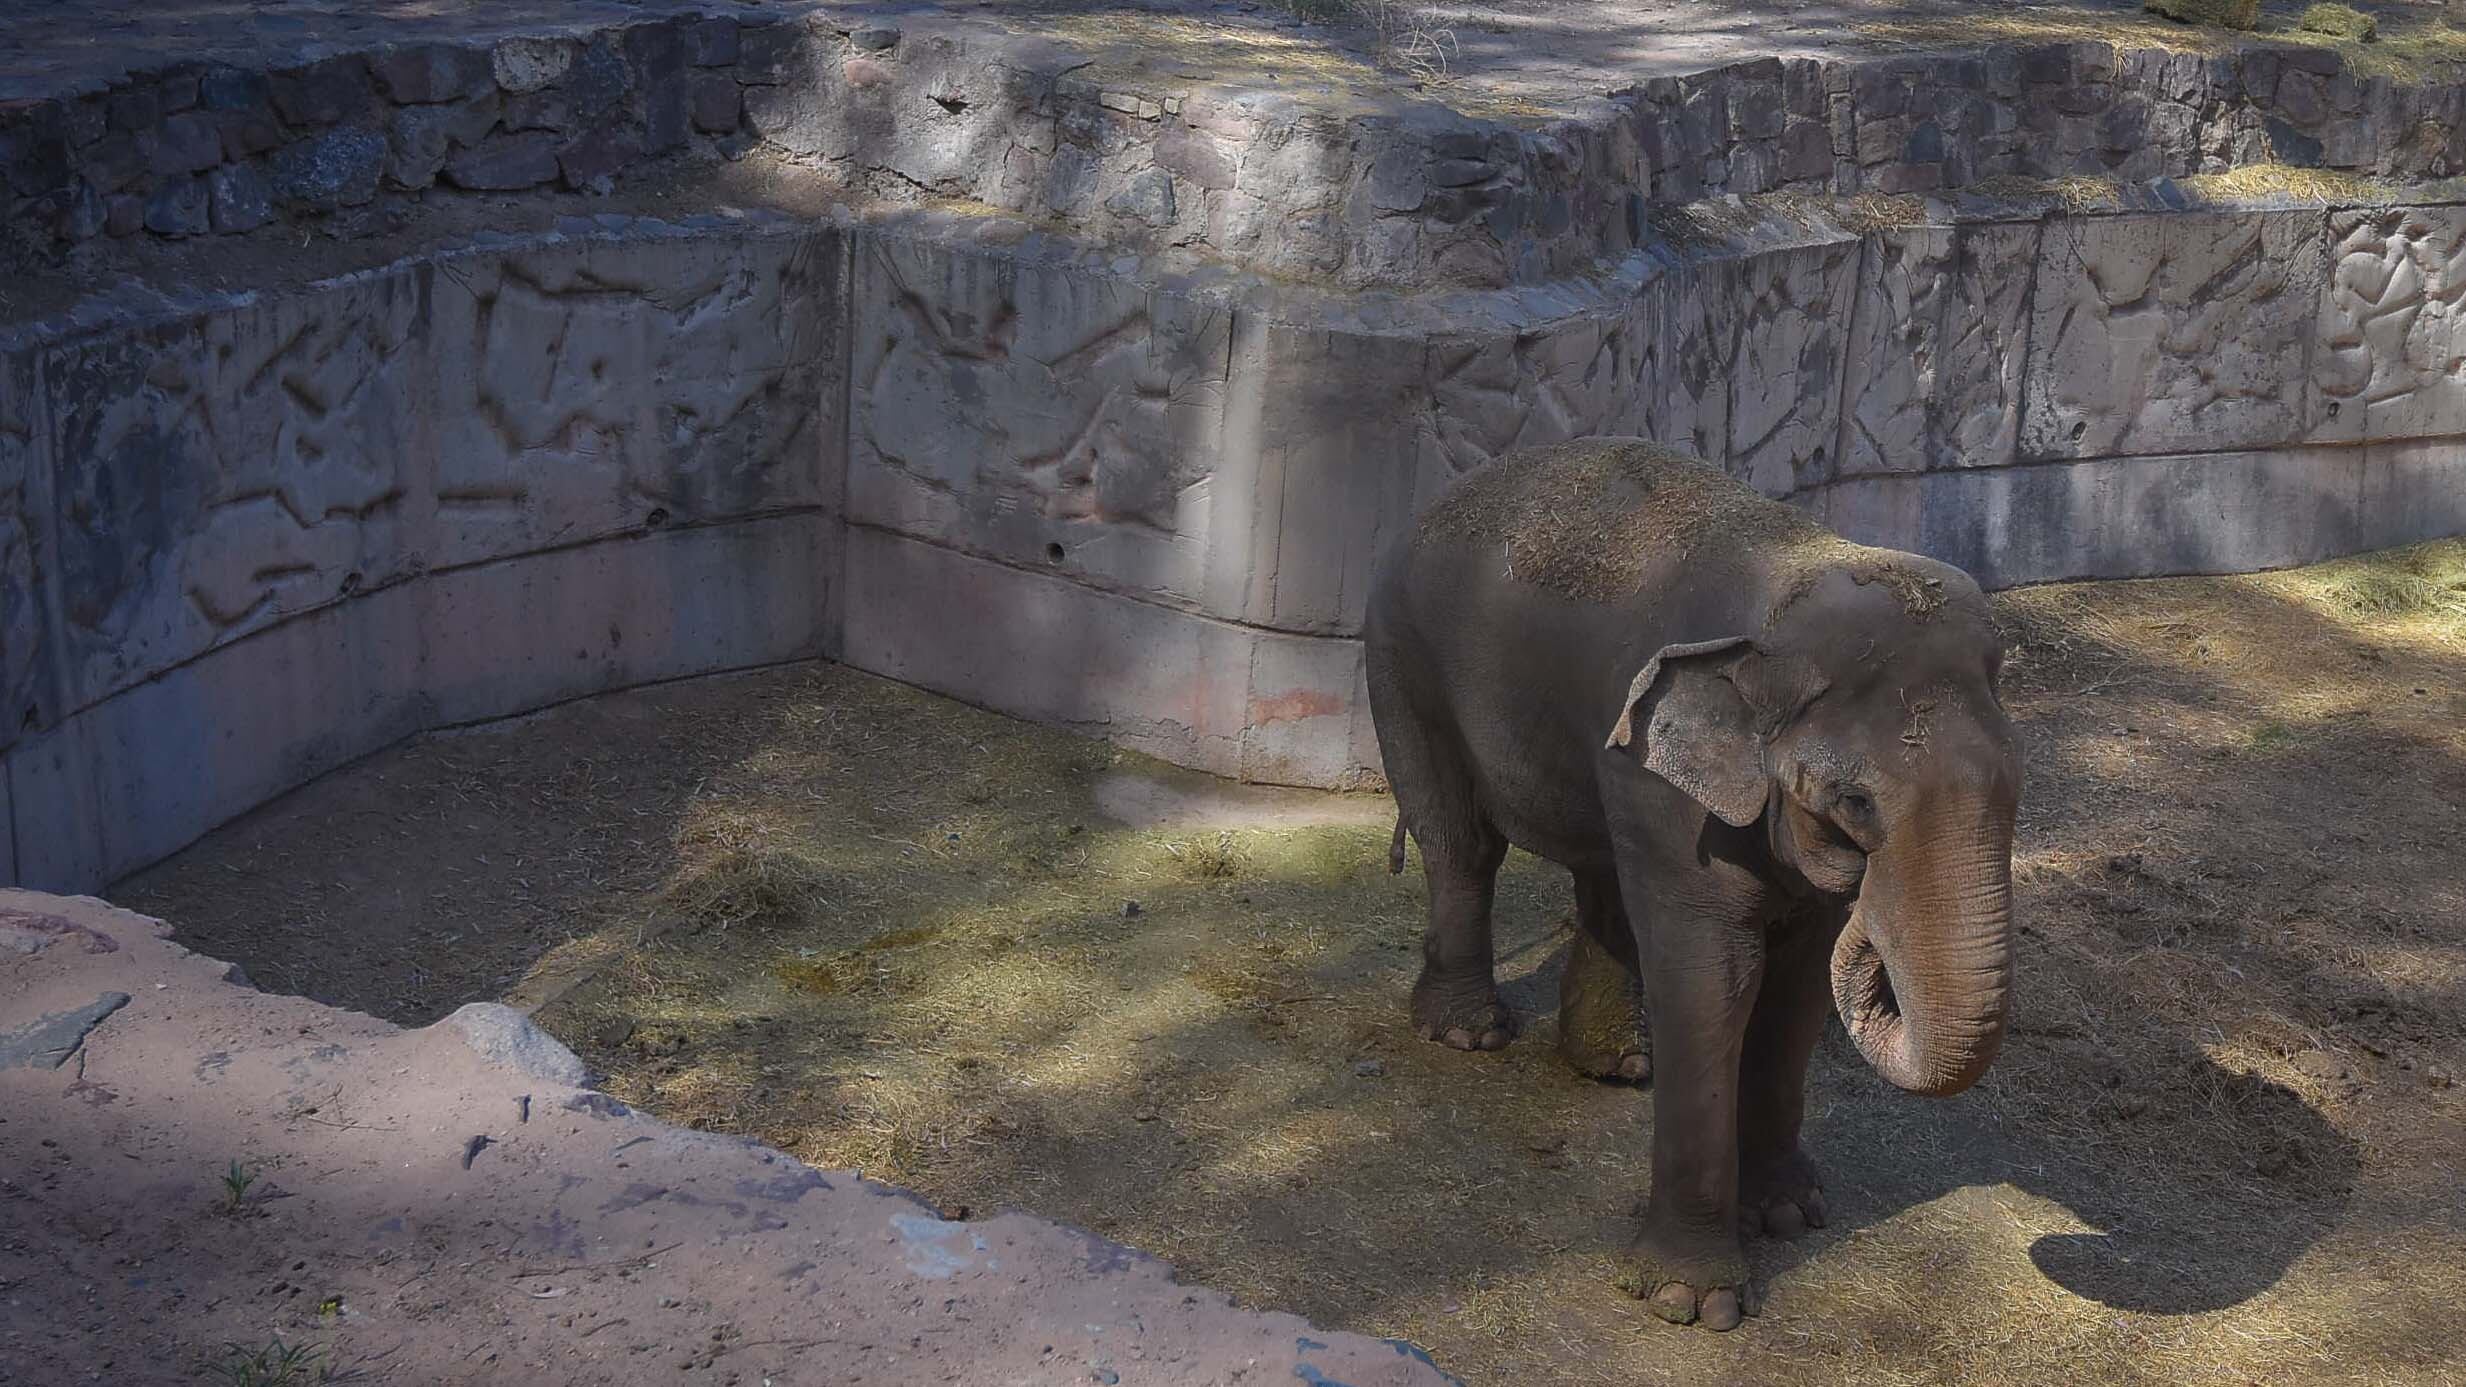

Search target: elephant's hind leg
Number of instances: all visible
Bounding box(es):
[1369,656,1516,1053]
[1559,869,1651,1082]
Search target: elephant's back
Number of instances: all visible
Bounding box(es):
[1409,438,1824,606]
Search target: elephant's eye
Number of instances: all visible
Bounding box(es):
[1837,790,1874,818]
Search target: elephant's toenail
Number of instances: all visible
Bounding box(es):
[1765,1202,1807,1239]
[1647,1283,1698,1325]
[1699,1288,1742,1331]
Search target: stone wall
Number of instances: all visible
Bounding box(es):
[11,11,2466,289]
[8,191,2466,893]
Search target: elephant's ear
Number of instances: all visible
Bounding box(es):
[1605,638,1818,829]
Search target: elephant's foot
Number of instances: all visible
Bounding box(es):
[1738,1148,1828,1240]
[1411,970,1517,1052]
[1613,1220,1756,1331]
[1557,929,1650,1083]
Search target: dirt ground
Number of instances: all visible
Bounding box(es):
[123,541,2466,1387]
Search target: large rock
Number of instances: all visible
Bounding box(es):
[270,125,386,209]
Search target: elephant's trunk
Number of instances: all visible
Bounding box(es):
[1829,805,2013,1097]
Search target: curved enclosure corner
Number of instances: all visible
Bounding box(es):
[6,21,2466,895]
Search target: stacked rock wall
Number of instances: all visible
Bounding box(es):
[12,14,2466,288]
[7,14,2466,893]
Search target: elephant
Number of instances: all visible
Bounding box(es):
[1364,437,2022,1332]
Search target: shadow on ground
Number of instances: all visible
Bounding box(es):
[120,542,2466,1386]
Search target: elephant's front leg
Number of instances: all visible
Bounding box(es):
[1621,895,1767,1331]
[1736,908,1841,1241]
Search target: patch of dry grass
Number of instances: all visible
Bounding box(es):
[1863,5,2466,83]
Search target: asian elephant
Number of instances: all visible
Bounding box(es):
[1364,438,2022,1331]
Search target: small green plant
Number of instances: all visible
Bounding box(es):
[201,1338,324,1386]
[218,1160,257,1213]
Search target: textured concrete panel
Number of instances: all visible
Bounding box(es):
[1231,316,1426,634]
[846,233,1232,612]
[0,345,56,751]
[419,514,838,728]
[427,227,839,570]
[42,269,430,713]
[1839,221,2036,476]
[0,760,15,887]
[2361,440,2466,548]
[843,529,1374,786]
[1812,448,2369,588]
[1723,234,1859,495]
[2313,206,2466,443]
[1631,263,1732,469]
[2021,211,2325,460]
[17,579,426,891]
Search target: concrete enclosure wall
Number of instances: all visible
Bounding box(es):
[13,4,2466,893]
[10,187,2466,895]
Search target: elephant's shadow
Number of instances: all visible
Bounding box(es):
[1504,947,2360,1318]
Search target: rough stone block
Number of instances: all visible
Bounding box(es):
[141,176,209,235]
[2312,207,2466,443]
[1839,220,2036,476]
[374,43,493,104]
[425,228,841,569]
[41,269,430,710]
[205,163,271,232]
[271,125,387,209]
[269,56,376,127]
[491,36,574,94]
[557,127,643,189]
[2021,211,2324,459]
[443,131,560,191]
[681,18,741,67]
[688,75,742,134]
[148,112,223,175]
[387,96,499,190]
[847,233,1232,615]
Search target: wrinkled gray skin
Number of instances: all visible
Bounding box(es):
[1364,439,2022,1332]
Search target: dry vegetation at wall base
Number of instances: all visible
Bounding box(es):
[122,542,2466,1387]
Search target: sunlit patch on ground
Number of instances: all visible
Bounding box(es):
[126,541,2466,1386]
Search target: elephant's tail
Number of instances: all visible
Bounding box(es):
[1388,816,1408,875]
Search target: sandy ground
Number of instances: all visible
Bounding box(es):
[112,540,2466,1386]
[0,893,1465,1387]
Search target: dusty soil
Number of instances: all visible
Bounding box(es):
[0,895,1458,1387]
[124,541,2466,1386]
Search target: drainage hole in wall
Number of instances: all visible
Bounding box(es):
[2327,401,2340,418]
[339,571,363,596]
[2069,421,2086,441]
[1046,542,1066,564]
[646,507,671,529]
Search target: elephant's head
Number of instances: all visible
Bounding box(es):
[1606,556,2022,1097]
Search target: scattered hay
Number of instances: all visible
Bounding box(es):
[2296,3,2377,41]
[1965,173,2124,214]
[2180,162,2395,205]
[2144,0,2260,32]
[1415,439,1829,605]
